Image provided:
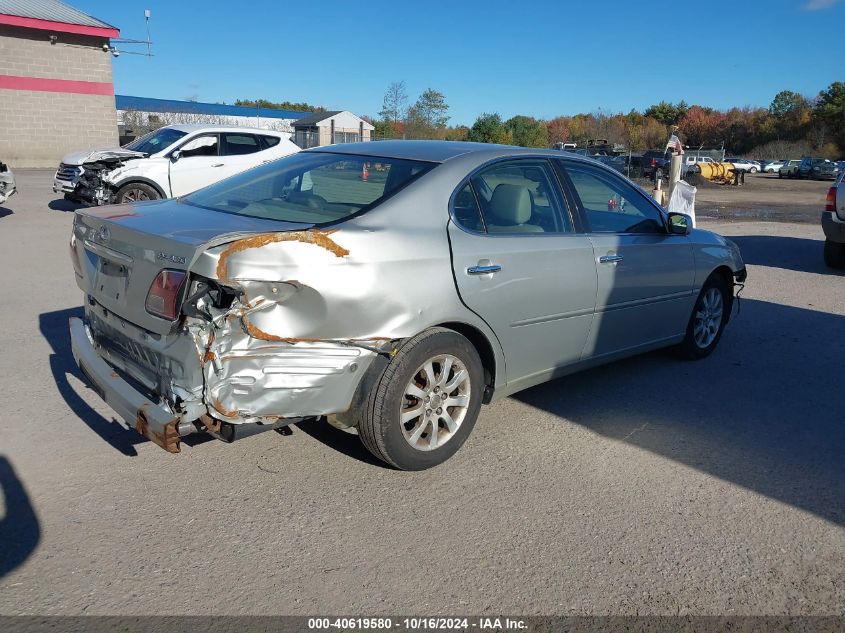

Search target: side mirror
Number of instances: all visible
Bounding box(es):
[170,150,181,162]
[667,212,692,235]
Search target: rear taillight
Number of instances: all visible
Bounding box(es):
[826,187,836,212]
[650,158,656,166]
[145,270,187,320]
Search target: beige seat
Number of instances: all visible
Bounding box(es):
[485,183,544,233]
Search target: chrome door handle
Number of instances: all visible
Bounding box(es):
[211,163,224,167]
[467,264,502,275]
[599,254,624,264]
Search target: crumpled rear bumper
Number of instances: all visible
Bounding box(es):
[69,316,183,452]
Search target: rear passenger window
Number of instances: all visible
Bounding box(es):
[470,159,571,234]
[261,135,281,149]
[452,183,485,232]
[563,162,665,234]
[222,134,260,156]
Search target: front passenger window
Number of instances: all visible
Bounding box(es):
[179,135,218,158]
[563,163,665,234]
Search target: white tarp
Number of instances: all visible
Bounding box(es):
[668,179,697,227]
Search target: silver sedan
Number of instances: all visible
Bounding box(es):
[68,141,746,469]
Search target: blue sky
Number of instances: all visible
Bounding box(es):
[74,0,843,125]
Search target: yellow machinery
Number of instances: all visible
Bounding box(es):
[697,162,737,184]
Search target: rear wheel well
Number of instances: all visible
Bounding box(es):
[436,322,497,403]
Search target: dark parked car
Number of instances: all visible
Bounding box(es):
[796,157,837,180]
[629,150,670,179]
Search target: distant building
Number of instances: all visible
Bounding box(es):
[292,111,374,148]
[0,0,119,167]
[116,95,312,142]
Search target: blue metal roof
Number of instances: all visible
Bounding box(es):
[0,0,115,29]
[115,95,312,121]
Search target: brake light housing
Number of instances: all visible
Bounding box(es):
[146,270,188,320]
[826,186,836,212]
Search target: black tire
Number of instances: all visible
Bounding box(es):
[675,273,732,360]
[358,327,484,470]
[749,166,758,174]
[114,182,161,204]
[824,239,845,268]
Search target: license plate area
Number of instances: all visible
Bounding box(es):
[95,258,129,305]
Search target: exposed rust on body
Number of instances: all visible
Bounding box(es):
[134,405,181,453]
[241,318,323,343]
[211,397,239,419]
[216,230,349,280]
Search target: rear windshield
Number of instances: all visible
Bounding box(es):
[124,128,188,154]
[184,151,435,224]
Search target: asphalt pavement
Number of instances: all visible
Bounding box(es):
[0,170,842,616]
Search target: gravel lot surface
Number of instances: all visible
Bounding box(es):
[691,172,832,223]
[0,170,842,616]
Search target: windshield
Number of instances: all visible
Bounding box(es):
[124,128,188,155]
[184,151,436,224]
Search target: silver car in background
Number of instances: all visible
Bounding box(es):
[69,141,746,470]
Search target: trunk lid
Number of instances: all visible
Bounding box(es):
[73,198,314,335]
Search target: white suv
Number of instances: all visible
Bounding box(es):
[53,124,300,205]
[684,155,715,172]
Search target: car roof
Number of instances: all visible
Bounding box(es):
[307,140,585,164]
[163,124,285,135]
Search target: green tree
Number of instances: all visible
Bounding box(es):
[235,98,323,112]
[444,125,470,141]
[769,90,811,140]
[813,81,845,149]
[644,101,689,126]
[371,118,395,140]
[406,89,450,139]
[769,90,808,119]
[505,115,548,147]
[467,113,511,144]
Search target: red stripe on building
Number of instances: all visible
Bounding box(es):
[0,14,119,38]
[0,74,113,96]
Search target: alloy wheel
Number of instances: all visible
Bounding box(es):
[120,188,150,203]
[400,354,471,451]
[693,287,724,349]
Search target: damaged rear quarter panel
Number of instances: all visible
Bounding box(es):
[187,169,505,424]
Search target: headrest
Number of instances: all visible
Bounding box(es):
[488,184,532,226]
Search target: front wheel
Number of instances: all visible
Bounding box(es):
[114,182,161,204]
[675,274,731,360]
[749,166,758,173]
[358,328,484,470]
